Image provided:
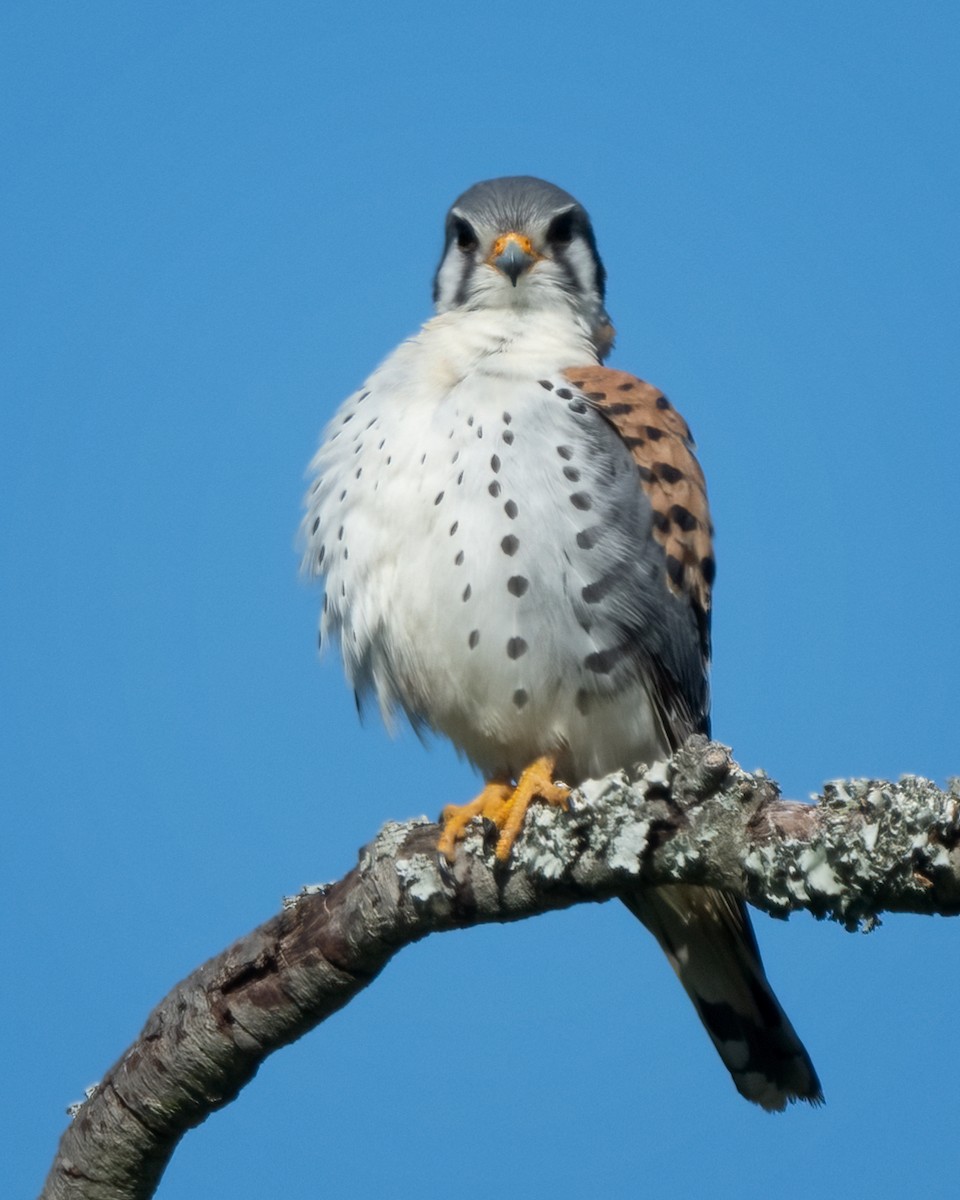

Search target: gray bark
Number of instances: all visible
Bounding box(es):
[40,737,960,1199]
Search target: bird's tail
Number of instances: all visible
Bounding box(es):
[623,884,822,1111]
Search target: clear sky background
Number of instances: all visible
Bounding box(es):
[5,3,959,1197]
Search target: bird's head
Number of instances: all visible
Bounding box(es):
[433,176,614,357]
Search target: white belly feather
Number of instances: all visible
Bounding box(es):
[303,309,668,782]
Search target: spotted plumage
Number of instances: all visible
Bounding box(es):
[564,366,715,659]
[302,176,821,1111]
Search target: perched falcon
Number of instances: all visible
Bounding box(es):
[302,176,822,1110]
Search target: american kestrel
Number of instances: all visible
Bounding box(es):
[302,177,822,1109]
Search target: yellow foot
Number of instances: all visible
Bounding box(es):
[437,755,570,863]
[437,780,513,862]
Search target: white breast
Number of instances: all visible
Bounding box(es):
[303,309,669,782]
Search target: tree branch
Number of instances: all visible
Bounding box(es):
[41,737,960,1199]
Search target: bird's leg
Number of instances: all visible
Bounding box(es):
[493,755,569,860]
[437,754,569,862]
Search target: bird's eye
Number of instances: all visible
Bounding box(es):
[546,210,578,247]
[453,219,478,252]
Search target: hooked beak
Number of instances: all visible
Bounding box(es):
[486,232,541,286]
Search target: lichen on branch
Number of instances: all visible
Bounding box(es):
[41,737,960,1200]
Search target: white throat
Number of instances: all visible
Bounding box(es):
[413,307,601,381]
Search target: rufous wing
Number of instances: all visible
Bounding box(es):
[564,366,714,658]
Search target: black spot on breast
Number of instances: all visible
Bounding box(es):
[342,412,354,424]
[451,450,460,463]
[586,391,606,402]
[656,394,672,409]
[507,575,529,597]
[563,465,581,482]
[378,439,386,450]
[503,429,515,445]
[450,521,459,535]
[504,500,518,519]
[655,463,684,484]
[468,630,480,649]
[555,387,573,400]
[311,517,320,534]
[488,481,501,497]
[569,492,592,511]
[539,380,554,391]
[490,454,501,473]
[584,646,623,675]
[339,489,347,501]
[457,471,464,485]
[669,504,697,531]
[512,688,529,709]
[582,569,624,605]
[467,415,474,426]
[337,526,344,541]
[357,391,369,402]
[576,527,601,549]
[567,399,587,414]
[455,550,465,565]
[503,411,513,424]
[557,445,574,460]
[462,584,472,601]
[420,453,426,464]
[575,688,591,715]
[434,491,444,505]
[317,544,325,565]
[507,637,528,659]
[501,535,519,556]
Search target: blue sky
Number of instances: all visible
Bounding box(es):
[5,3,959,1197]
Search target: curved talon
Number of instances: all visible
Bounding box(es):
[437,755,569,862]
